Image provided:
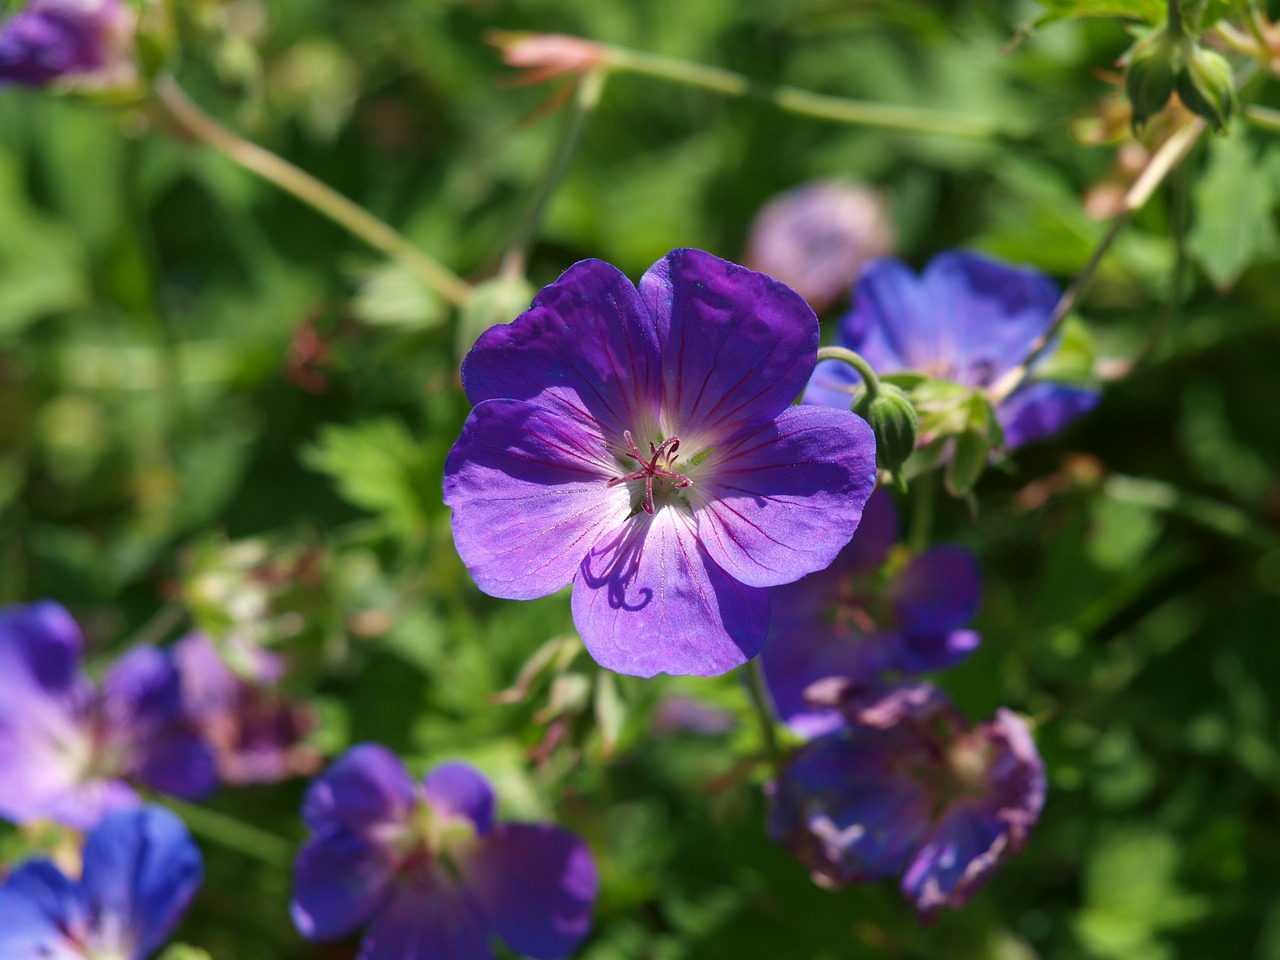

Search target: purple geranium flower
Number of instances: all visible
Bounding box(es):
[0,602,217,829]
[768,682,1045,917]
[760,489,981,737]
[0,804,203,959]
[172,633,320,786]
[443,248,877,677]
[743,178,896,313]
[0,0,133,88]
[291,744,599,960]
[806,251,1100,448]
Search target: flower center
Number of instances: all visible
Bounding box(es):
[607,430,693,515]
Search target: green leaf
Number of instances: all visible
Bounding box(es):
[301,419,434,534]
[1188,128,1277,290]
[351,262,447,330]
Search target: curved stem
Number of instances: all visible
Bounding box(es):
[153,75,473,307]
[161,797,291,866]
[988,116,1206,403]
[816,345,883,401]
[599,44,1017,139]
[746,659,783,771]
[501,68,606,279]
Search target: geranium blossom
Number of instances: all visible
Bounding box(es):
[0,0,134,88]
[0,602,217,829]
[444,248,877,677]
[760,489,981,737]
[0,804,203,960]
[291,744,598,960]
[768,682,1045,916]
[806,251,1100,448]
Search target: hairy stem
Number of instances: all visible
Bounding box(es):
[501,69,607,279]
[598,44,1016,139]
[816,346,883,401]
[746,659,784,770]
[154,75,473,307]
[988,117,1206,403]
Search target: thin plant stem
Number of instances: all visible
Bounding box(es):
[125,602,186,650]
[501,69,607,279]
[989,116,1206,403]
[746,659,783,770]
[598,44,1016,140]
[816,345,882,401]
[162,797,292,867]
[1132,160,1189,368]
[1245,103,1280,130]
[908,471,936,554]
[153,75,473,307]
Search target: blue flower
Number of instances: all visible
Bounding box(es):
[0,602,217,829]
[0,0,134,88]
[760,490,982,737]
[443,248,877,677]
[291,744,599,960]
[768,683,1045,916]
[807,251,1100,448]
[0,805,204,959]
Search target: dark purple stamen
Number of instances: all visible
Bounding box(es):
[607,430,693,514]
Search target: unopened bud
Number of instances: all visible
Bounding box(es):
[944,429,990,499]
[1176,45,1237,131]
[1124,33,1178,130]
[852,383,919,477]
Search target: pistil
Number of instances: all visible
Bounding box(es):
[608,430,693,514]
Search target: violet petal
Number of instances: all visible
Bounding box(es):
[639,248,820,445]
[443,399,631,601]
[693,404,876,588]
[461,823,598,960]
[573,509,769,677]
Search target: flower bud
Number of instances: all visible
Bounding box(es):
[852,383,919,478]
[1176,44,1237,131]
[944,428,990,499]
[1124,33,1178,130]
[0,0,137,91]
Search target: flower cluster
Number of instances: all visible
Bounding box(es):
[444,248,877,678]
[0,804,203,960]
[292,744,599,960]
[807,251,1099,449]
[760,489,981,737]
[0,602,217,829]
[768,682,1045,916]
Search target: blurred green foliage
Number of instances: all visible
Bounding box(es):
[3,0,1280,958]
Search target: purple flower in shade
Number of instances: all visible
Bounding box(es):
[759,489,981,738]
[443,248,877,678]
[0,804,203,960]
[768,682,1045,917]
[0,602,217,830]
[806,252,1100,448]
[743,179,896,314]
[0,0,134,88]
[171,633,321,786]
[291,744,599,960]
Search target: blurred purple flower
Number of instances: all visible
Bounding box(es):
[291,744,598,960]
[743,179,896,313]
[760,489,981,737]
[443,248,877,678]
[0,804,203,959]
[806,252,1100,447]
[0,0,133,88]
[650,694,737,738]
[0,602,217,830]
[172,633,321,786]
[768,682,1045,917]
